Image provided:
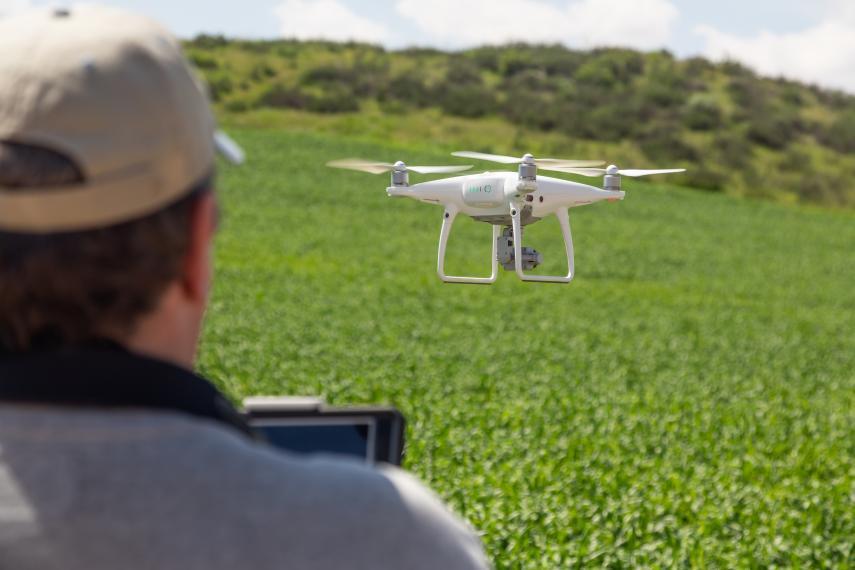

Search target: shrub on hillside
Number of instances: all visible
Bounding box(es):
[306,87,360,113]
[438,84,495,118]
[224,99,253,113]
[684,166,726,191]
[714,132,754,170]
[188,52,219,71]
[574,49,644,88]
[258,84,308,109]
[206,75,234,102]
[558,103,633,141]
[445,59,484,85]
[817,111,855,153]
[301,65,358,87]
[683,94,724,131]
[499,48,543,77]
[746,112,799,150]
[250,63,277,82]
[638,121,698,161]
[379,72,432,108]
[189,34,230,49]
[502,90,558,130]
[638,53,690,109]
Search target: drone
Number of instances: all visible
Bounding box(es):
[328,152,685,284]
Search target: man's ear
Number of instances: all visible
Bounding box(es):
[181,191,218,303]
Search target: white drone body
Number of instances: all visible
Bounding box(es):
[329,152,684,284]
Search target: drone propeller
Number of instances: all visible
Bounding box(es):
[554,165,686,178]
[451,151,603,171]
[327,158,472,175]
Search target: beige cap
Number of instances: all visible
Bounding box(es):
[0,5,244,233]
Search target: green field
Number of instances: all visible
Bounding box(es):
[199,127,854,568]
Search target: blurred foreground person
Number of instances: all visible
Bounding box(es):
[0,6,488,569]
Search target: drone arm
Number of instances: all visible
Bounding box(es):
[511,205,575,283]
[437,205,499,284]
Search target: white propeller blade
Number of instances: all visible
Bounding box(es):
[451,151,521,164]
[327,159,472,175]
[327,159,393,174]
[537,158,605,167]
[407,165,473,174]
[618,169,686,177]
[552,168,605,177]
[451,151,603,168]
[554,166,686,178]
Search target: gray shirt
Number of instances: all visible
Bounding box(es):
[0,406,489,569]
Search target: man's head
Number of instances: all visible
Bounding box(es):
[0,6,241,366]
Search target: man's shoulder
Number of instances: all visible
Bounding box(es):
[178,417,491,569]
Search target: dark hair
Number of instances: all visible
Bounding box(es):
[0,141,211,352]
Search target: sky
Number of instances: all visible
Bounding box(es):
[3,0,855,93]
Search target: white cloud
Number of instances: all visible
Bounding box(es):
[0,0,30,18]
[395,0,678,51]
[274,0,388,43]
[696,2,855,93]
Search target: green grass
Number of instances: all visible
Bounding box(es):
[199,127,854,568]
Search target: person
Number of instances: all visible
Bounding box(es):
[0,5,489,569]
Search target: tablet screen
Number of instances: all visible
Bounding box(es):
[253,417,377,463]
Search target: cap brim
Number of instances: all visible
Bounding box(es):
[214,130,245,165]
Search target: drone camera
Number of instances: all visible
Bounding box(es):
[497,227,543,271]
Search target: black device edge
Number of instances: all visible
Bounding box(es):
[243,405,406,466]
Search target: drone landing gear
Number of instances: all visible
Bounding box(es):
[437,206,499,284]
[508,205,575,283]
[436,205,576,284]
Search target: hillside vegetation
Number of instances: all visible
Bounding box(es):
[186,36,855,207]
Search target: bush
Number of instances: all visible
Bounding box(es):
[380,72,431,108]
[558,103,633,141]
[540,46,584,77]
[300,65,358,87]
[445,59,483,85]
[574,49,644,88]
[300,63,382,98]
[206,75,233,102]
[728,76,768,114]
[683,94,723,131]
[467,47,500,72]
[189,34,229,49]
[502,90,558,131]
[306,88,360,113]
[250,64,277,82]
[258,84,308,109]
[438,84,495,118]
[684,166,726,191]
[747,113,798,150]
[714,132,753,170]
[224,99,253,113]
[638,121,698,161]
[499,48,542,77]
[188,52,219,71]
[817,111,855,153]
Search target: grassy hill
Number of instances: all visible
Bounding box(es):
[200,128,853,568]
[186,37,855,207]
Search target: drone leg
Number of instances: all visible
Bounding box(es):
[511,205,575,283]
[437,206,499,284]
